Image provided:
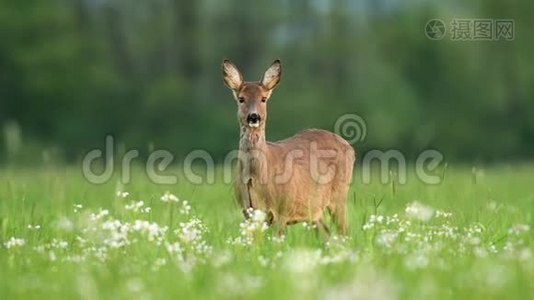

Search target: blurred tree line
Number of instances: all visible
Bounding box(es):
[0,0,533,165]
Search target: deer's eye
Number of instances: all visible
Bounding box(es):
[261,97,267,103]
[238,97,245,103]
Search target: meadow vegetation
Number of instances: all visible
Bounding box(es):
[1,165,533,299]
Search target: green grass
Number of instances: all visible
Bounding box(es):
[1,165,533,299]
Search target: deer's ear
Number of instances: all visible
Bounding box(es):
[222,59,243,91]
[261,60,281,90]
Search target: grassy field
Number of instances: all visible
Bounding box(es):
[0,165,533,299]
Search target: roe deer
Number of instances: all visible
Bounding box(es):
[222,59,355,235]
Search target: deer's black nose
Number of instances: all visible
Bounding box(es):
[247,113,261,124]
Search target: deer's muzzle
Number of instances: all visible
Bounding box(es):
[247,113,261,127]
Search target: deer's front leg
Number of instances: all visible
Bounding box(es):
[235,178,255,219]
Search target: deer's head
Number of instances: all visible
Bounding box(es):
[222,59,281,129]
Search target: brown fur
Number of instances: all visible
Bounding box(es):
[222,59,355,235]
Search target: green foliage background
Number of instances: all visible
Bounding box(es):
[1,0,533,164]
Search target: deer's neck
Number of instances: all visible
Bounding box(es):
[239,126,267,152]
[239,125,268,180]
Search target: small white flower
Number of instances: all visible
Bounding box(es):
[4,237,25,249]
[508,224,530,235]
[124,200,145,212]
[160,191,179,203]
[177,218,205,244]
[228,209,270,245]
[116,191,129,198]
[435,210,453,218]
[73,204,83,213]
[486,201,499,211]
[302,222,317,230]
[217,273,263,296]
[405,201,434,222]
[284,249,321,274]
[404,252,429,270]
[473,247,488,258]
[179,200,191,215]
[376,215,384,223]
[251,210,267,223]
[51,239,69,249]
[517,248,533,261]
[258,255,270,267]
[362,223,374,231]
[27,224,41,231]
[56,216,74,232]
[152,258,167,270]
[90,209,109,221]
[269,235,285,244]
[125,277,144,293]
[386,214,400,225]
[375,231,398,248]
[49,251,57,261]
[131,220,168,244]
[165,242,183,255]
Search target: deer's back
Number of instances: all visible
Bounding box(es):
[269,128,354,155]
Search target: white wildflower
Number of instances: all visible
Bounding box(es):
[177,219,204,243]
[405,201,434,222]
[284,249,321,274]
[175,218,212,255]
[517,248,533,261]
[116,191,129,198]
[165,242,183,255]
[386,214,400,225]
[473,247,488,258]
[376,230,398,248]
[508,224,530,235]
[179,200,191,215]
[251,209,266,223]
[73,204,83,213]
[435,210,452,218]
[269,234,285,244]
[211,250,233,268]
[229,209,269,245]
[160,191,179,203]
[152,258,167,271]
[51,239,69,249]
[90,209,109,221]
[132,220,168,244]
[100,219,130,248]
[4,237,25,249]
[369,214,384,224]
[486,201,500,211]
[258,255,270,267]
[362,222,374,231]
[217,273,263,297]
[124,200,146,213]
[27,224,41,231]
[323,266,398,300]
[303,222,317,230]
[404,251,429,270]
[63,255,85,263]
[56,216,74,232]
[125,277,145,294]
